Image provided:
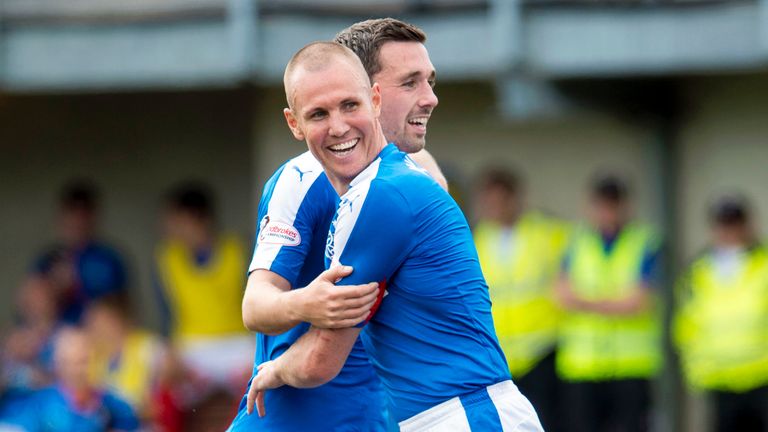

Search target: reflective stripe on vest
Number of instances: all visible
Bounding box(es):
[557,224,661,381]
[674,246,768,392]
[156,235,246,341]
[475,212,569,377]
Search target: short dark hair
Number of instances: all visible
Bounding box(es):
[478,167,522,196]
[89,292,134,323]
[710,194,750,226]
[166,181,214,220]
[60,179,99,212]
[334,18,426,80]
[591,174,628,203]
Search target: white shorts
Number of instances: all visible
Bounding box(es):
[398,380,543,432]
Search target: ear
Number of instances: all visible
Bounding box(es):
[283,108,305,141]
[370,83,382,118]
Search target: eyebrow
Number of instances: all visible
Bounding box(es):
[302,106,325,118]
[400,70,436,82]
[339,97,359,106]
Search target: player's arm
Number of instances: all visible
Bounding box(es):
[247,182,415,416]
[241,268,379,334]
[244,163,380,333]
[409,149,448,191]
[246,325,360,416]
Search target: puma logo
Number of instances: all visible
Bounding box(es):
[293,166,312,182]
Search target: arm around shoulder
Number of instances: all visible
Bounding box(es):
[242,267,380,334]
[409,149,448,191]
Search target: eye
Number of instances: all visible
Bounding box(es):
[309,110,327,120]
[428,78,436,88]
[342,101,358,111]
[402,80,416,88]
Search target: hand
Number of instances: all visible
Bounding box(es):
[246,361,285,417]
[295,266,379,329]
[554,278,582,310]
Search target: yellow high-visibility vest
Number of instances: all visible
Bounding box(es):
[91,330,163,412]
[674,246,768,392]
[156,235,247,342]
[557,224,661,381]
[474,212,569,377]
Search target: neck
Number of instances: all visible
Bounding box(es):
[328,177,351,197]
[185,230,213,251]
[501,211,521,227]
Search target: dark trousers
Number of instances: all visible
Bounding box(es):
[516,351,561,432]
[714,385,768,432]
[561,378,651,432]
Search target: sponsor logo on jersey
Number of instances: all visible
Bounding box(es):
[292,165,313,182]
[258,219,301,246]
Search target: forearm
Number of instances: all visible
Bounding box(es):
[271,327,348,388]
[588,286,651,315]
[565,285,650,316]
[242,273,302,335]
[557,277,650,315]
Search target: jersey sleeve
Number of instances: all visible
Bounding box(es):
[248,160,331,288]
[326,181,415,325]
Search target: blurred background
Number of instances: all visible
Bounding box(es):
[1,0,768,431]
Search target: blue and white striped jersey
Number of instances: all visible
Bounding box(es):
[325,144,511,423]
[229,151,385,432]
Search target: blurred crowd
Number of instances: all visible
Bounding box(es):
[0,180,252,432]
[473,168,768,432]
[1,167,767,432]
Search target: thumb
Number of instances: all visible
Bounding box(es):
[322,265,353,282]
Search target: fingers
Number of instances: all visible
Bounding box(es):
[333,282,378,304]
[351,282,379,306]
[247,363,266,415]
[256,391,266,417]
[321,265,354,283]
[246,381,257,415]
[324,301,378,328]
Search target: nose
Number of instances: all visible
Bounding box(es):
[327,111,350,137]
[419,83,438,110]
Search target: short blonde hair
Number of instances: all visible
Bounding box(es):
[283,41,371,109]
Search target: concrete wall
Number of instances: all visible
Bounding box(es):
[678,73,768,263]
[0,90,255,329]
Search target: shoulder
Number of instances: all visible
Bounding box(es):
[627,223,661,250]
[261,152,333,215]
[84,242,124,263]
[268,152,325,192]
[687,249,712,269]
[344,173,410,221]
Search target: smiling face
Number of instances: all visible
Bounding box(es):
[284,55,386,194]
[373,41,438,153]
